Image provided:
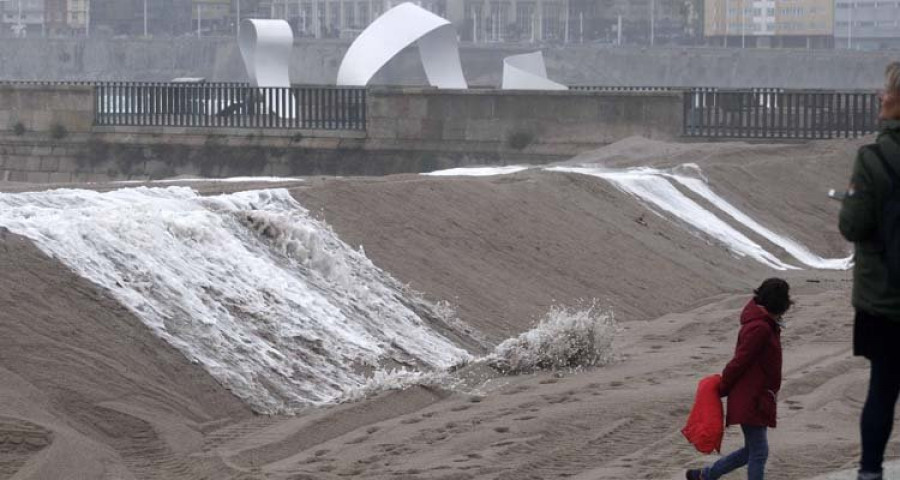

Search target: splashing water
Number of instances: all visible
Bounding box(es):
[488,304,618,374]
[0,186,470,413]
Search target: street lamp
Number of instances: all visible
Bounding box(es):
[724,0,729,47]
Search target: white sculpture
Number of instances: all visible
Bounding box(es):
[238,19,294,88]
[501,51,568,91]
[336,2,467,89]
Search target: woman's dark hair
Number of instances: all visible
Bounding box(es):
[754,278,792,316]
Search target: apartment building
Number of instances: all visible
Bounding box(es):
[458,0,701,44]
[705,0,833,48]
[259,0,443,38]
[44,0,65,34]
[67,0,89,33]
[835,1,900,50]
[0,0,45,36]
[192,0,231,35]
[89,0,192,35]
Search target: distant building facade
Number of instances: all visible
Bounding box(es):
[67,0,89,33]
[0,0,45,36]
[45,0,66,34]
[257,0,443,38]
[704,0,833,48]
[192,0,231,35]
[258,0,702,44]
[90,0,192,36]
[835,1,900,50]
[454,0,701,44]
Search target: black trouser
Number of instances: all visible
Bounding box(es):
[861,356,900,473]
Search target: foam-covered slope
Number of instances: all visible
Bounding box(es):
[566,136,861,260]
[0,187,470,413]
[0,227,251,479]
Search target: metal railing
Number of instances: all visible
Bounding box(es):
[570,85,676,92]
[684,88,881,139]
[94,82,367,130]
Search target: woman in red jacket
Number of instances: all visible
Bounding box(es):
[686,278,791,480]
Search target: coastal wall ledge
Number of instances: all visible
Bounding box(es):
[0,84,684,183]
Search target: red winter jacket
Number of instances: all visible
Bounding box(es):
[720,300,783,428]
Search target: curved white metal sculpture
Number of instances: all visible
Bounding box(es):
[501,51,568,91]
[239,19,293,88]
[336,2,467,89]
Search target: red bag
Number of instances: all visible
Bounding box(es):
[681,374,724,454]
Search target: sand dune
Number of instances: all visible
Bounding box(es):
[0,136,884,479]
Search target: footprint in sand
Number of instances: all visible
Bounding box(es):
[345,435,369,444]
[502,385,532,395]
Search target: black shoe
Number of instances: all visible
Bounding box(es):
[686,469,702,480]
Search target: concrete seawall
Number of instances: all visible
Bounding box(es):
[0,84,683,183]
[0,37,896,89]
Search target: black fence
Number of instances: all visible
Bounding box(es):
[94,82,367,130]
[684,88,880,139]
[570,85,676,92]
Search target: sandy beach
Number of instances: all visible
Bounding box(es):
[0,136,888,479]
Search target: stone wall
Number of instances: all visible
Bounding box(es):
[366,88,683,152]
[0,84,93,134]
[0,84,683,183]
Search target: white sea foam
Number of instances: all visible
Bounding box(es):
[114,177,305,184]
[548,166,798,270]
[664,164,852,270]
[0,187,469,413]
[488,304,618,374]
[422,166,530,176]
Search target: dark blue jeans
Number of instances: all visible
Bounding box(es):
[703,425,768,480]
[860,357,900,476]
